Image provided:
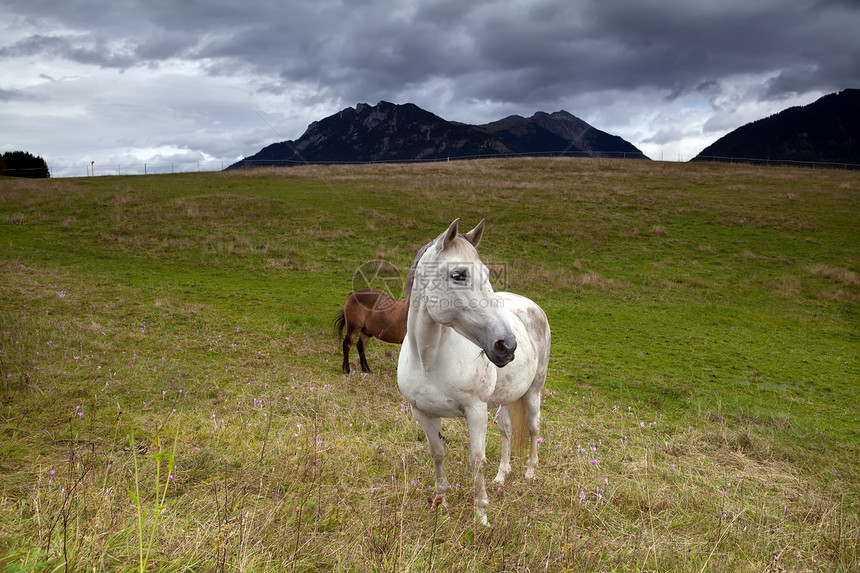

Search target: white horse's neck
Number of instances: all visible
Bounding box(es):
[405,295,454,371]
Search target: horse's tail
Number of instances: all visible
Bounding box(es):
[333,310,346,340]
[508,397,529,458]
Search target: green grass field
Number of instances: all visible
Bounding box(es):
[1,158,858,571]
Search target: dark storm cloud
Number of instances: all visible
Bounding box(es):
[0,87,33,102]
[5,0,857,103]
[2,0,858,175]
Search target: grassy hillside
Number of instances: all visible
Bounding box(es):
[1,158,858,571]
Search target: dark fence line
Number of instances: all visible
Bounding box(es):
[38,151,650,178]
[693,155,860,170]
[9,152,858,179]
[0,162,228,178]
[78,161,227,177]
[226,151,860,171]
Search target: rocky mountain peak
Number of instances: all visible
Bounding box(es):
[228,101,647,169]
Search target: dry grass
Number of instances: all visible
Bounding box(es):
[4,368,856,572]
[811,264,860,286]
[507,259,622,293]
[1,213,26,225]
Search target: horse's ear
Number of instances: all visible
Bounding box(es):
[463,219,484,248]
[441,218,460,250]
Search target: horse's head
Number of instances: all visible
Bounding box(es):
[413,219,517,367]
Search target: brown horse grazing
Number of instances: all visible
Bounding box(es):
[334,289,408,374]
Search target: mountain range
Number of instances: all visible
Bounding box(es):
[228,101,647,169]
[230,90,858,169]
[693,88,859,165]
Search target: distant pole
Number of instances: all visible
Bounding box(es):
[91,161,94,176]
[144,163,147,175]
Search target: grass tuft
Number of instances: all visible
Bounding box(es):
[811,264,860,286]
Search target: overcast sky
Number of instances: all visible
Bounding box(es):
[2,0,858,177]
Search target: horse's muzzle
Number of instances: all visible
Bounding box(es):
[488,337,517,367]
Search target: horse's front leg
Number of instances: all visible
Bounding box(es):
[411,409,449,509]
[342,330,356,374]
[465,404,490,526]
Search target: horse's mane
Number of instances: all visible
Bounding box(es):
[404,241,432,303]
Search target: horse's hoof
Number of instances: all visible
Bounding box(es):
[427,494,447,509]
[525,468,536,480]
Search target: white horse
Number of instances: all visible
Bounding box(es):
[397,219,551,526]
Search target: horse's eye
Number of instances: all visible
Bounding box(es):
[450,268,469,283]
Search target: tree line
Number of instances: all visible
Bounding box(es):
[0,151,50,178]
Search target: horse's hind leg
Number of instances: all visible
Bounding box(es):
[342,328,358,374]
[492,406,512,485]
[523,391,542,480]
[356,331,372,373]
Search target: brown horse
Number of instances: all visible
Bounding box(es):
[334,289,408,374]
